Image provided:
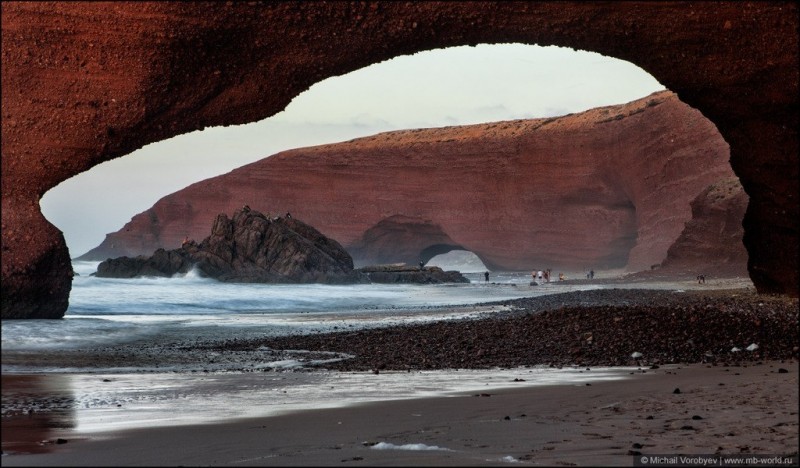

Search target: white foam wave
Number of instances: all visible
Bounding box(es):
[370,442,453,451]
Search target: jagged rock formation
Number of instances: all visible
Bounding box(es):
[96,208,367,284]
[2,2,797,318]
[82,91,736,274]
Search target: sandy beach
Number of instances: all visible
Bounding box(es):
[2,285,798,466]
[2,361,797,466]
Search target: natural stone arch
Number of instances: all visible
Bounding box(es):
[2,2,797,318]
[419,244,470,268]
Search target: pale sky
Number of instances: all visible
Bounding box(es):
[39,43,665,257]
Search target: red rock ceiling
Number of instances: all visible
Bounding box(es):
[1,2,797,318]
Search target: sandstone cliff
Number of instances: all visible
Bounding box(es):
[81,91,737,273]
[659,177,749,277]
[4,2,796,319]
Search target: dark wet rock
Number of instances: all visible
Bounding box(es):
[95,208,469,285]
[357,264,468,284]
[96,208,367,284]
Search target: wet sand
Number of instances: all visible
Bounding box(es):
[2,361,797,466]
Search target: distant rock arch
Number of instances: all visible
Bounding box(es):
[419,244,469,267]
[2,2,797,318]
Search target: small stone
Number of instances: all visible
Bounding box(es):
[778,368,789,373]
[692,415,703,420]
[673,388,681,394]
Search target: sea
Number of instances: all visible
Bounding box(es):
[1,259,638,439]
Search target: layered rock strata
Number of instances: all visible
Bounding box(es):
[2,2,797,318]
[82,91,736,274]
[659,177,750,277]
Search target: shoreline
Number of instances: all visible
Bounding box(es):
[2,361,797,466]
[2,284,798,465]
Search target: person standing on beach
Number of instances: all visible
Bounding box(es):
[537,270,543,282]
[590,269,595,279]
[484,271,489,282]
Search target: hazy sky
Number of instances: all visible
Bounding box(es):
[40,43,665,257]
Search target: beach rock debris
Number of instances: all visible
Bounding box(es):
[249,289,798,371]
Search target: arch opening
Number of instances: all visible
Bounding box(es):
[425,249,488,274]
[5,2,796,320]
[46,44,744,284]
[41,43,666,258]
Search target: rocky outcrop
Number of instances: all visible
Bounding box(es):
[96,208,367,284]
[358,265,469,284]
[2,2,797,318]
[81,91,735,274]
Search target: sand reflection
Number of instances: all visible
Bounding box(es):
[1,374,76,455]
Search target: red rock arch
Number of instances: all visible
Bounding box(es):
[2,2,797,318]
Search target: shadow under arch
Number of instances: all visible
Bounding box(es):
[2,2,797,318]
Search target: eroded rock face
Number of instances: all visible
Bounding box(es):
[2,2,797,318]
[81,91,735,273]
[96,208,366,284]
[659,178,750,277]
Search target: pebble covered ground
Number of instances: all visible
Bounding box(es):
[244,288,799,371]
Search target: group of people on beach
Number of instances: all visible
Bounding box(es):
[531,269,555,283]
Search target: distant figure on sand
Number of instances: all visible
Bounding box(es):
[697,274,706,284]
[544,270,550,282]
[419,261,424,271]
[559,272,564,281]
[590,269,595,279]
[537,270,543,281]
[484,271,489,282]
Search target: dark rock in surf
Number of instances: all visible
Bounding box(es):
[357,264,469,284]
[95,207,367,284]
